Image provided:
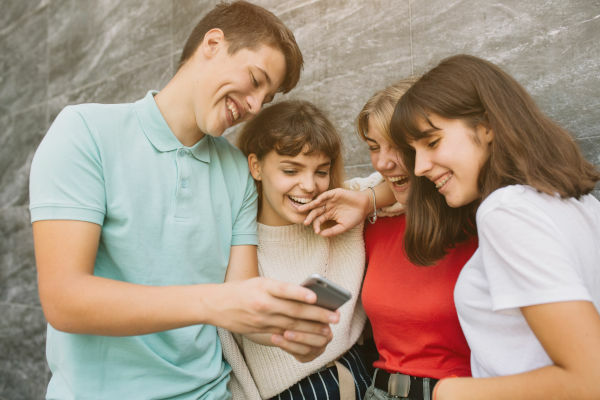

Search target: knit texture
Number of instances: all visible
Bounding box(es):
[220,222,367,399]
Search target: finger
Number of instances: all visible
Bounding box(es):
[265,280,339,324]
[317,223,348,237]
[257,313,330,335]
[271,335,326,362]
[311,211,334,234]
[266,279,318,304]
[283,330,332,348]
[297,190,335,213]
[303,206,325,226]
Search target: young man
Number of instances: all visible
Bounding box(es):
[29,2,336,399]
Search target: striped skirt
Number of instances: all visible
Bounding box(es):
[270,344,372,400]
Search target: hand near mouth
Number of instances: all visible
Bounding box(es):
[298,188,372,236]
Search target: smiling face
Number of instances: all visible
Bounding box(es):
[190,30,286,137]
[365,118,411,205]
[249,149,332,226]
[410,113,493,207]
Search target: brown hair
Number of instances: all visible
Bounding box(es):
[178,1,303,93]
[391,54,600,265]
[238,100,345,212]
[356,78,418,143]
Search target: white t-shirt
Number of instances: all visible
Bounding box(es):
[454,185,600,378]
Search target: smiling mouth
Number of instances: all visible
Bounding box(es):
[288,195,314,205]
[435,173,453,190]
[388,175,409,188]
[226,97,240,122]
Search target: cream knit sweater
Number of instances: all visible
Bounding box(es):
[219,222,367,399]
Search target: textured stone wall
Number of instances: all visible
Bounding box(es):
[1,0,599,398]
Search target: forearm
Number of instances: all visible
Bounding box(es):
[439,365,599,400]
[40,274,220,336]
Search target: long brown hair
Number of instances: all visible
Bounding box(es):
[237,100,344,213]
[391,54,600,265]
[179,1,303,94]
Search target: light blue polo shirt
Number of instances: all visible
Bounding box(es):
[29,91,258,399]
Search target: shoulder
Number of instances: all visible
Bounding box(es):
[51,102,135,143]
[208,136,249,171]
[477,185,557,223]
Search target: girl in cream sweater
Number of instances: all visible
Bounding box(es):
[218,100,378,400]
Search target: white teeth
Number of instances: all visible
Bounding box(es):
[388,175,407,183]
[226,98,239,121]
[435,173,452,189]
[288,195,313,204]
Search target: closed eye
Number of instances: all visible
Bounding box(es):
[427,139,440,148]
[250,72,259,88]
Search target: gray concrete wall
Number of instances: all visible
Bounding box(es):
[1,0,599,398]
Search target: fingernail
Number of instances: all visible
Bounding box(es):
[286,332,295,340]
[328,314,338,323]
[272,335,283,344]
[322,327,330,335]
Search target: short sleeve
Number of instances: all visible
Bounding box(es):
[478,202,591,311]
[29,106,106,225]
[231,171,258,246]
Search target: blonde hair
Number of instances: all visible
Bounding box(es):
[357,78,418,143]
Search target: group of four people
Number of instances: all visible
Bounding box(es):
[29,1,600,399]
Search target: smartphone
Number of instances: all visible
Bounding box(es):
[301,273,352,311]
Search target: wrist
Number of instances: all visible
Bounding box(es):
[366,186,377,223]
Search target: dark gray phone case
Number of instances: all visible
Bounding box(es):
[301,273,352,311]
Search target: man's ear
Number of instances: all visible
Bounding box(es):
[200,28,226,59]
[248,153,262,180]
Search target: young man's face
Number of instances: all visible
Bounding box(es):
[190,34,286,137]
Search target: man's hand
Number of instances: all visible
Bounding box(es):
[208,277,339,336]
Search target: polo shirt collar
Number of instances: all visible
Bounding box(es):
[135,90,210,163]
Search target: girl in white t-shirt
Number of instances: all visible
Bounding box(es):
[390,54,600,399]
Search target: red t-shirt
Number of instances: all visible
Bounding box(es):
[361,214,476,379]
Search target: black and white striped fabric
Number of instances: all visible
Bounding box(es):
[270,345,372,400]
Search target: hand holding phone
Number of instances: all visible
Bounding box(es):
[301,273,351,311]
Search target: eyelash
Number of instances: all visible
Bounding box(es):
[250,73,259,88]
[427,138,440,148]
[282,170,329,177]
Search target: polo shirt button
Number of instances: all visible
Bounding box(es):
[181,179,189,188]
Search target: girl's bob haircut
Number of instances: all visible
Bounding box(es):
[391,54,600,265]
[237,100,344,210]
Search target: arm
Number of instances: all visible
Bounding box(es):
[34,220,338,337]
[437,300,600,400]
[298,179,395,237]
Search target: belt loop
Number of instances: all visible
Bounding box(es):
[423,377,431,400]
